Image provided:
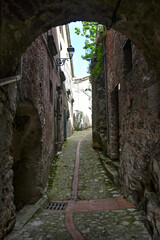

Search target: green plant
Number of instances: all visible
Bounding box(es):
[75,22,106,80]
[90,43,104,80]
[75,21,99,62]
[75,111,83,131]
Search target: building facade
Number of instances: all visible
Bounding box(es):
[0,25,74,238]
[56,25,74,138]
[92,29,160,239]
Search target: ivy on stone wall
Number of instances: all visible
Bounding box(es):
[75,22,106,81]
[90,42,104,81]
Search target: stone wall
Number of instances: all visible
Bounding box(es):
[105,29,160,239]
[106,30,125,160]
[0,85,17,239]
[92,28,160,238]
[0,34,66,238]
[17,34,60,188]
[92,65,107,153]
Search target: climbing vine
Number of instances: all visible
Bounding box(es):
[75,21,106,80]
[90,42,104,81]
[75,21,99,62]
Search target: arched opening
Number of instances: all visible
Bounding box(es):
[11,101,42,211]
[1,1,160,77]
[0,1,160,238]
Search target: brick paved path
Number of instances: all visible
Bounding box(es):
[6,129,151,240]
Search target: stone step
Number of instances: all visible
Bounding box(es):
[98,151,120,170]
[102,161,119,186]
[106,158,120,171]
[97,151,120,186]
[12,190,48,233]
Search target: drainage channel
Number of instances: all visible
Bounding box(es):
[46,201,68,211]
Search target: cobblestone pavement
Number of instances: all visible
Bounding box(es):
[47,132,82,201]
[6,129,151,240]
[6,212,71,240]
[74,209,149,240]
[78,132,121,200]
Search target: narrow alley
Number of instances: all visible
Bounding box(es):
[5,129,151,240]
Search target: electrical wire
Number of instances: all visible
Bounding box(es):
[107,0,122,30]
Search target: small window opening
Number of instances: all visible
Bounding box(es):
[50,80,53,104]
[123,39,132,75]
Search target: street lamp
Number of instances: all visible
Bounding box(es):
[56,45,75,66]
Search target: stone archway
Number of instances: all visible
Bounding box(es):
[0,1,160,238]
[11,101,42,211]
[1,0,160,77]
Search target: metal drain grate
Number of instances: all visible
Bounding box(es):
[46,202,68,211]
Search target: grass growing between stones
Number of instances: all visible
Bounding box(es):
[47,131,88,201]
[78,132,121,200]
[47,155,59,192]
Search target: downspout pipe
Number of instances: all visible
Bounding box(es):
[0,57,23,86]
[0,74,22,86]
[103,26,109,143]
[107,0,122,30]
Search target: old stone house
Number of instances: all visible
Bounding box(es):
[0,25,74,238]
[92,29,160,239]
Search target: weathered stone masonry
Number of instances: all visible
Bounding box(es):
[0,33,67,238]
[92,29,160,239]
[92,68,107,153]
[1,1,160,78]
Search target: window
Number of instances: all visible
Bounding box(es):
[50,80,53,104]
[123,39,132,75]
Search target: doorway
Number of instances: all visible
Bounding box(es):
[110,85,120,160]
[11,101,42,211]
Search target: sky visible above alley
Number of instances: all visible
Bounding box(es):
[69,21,89,78]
